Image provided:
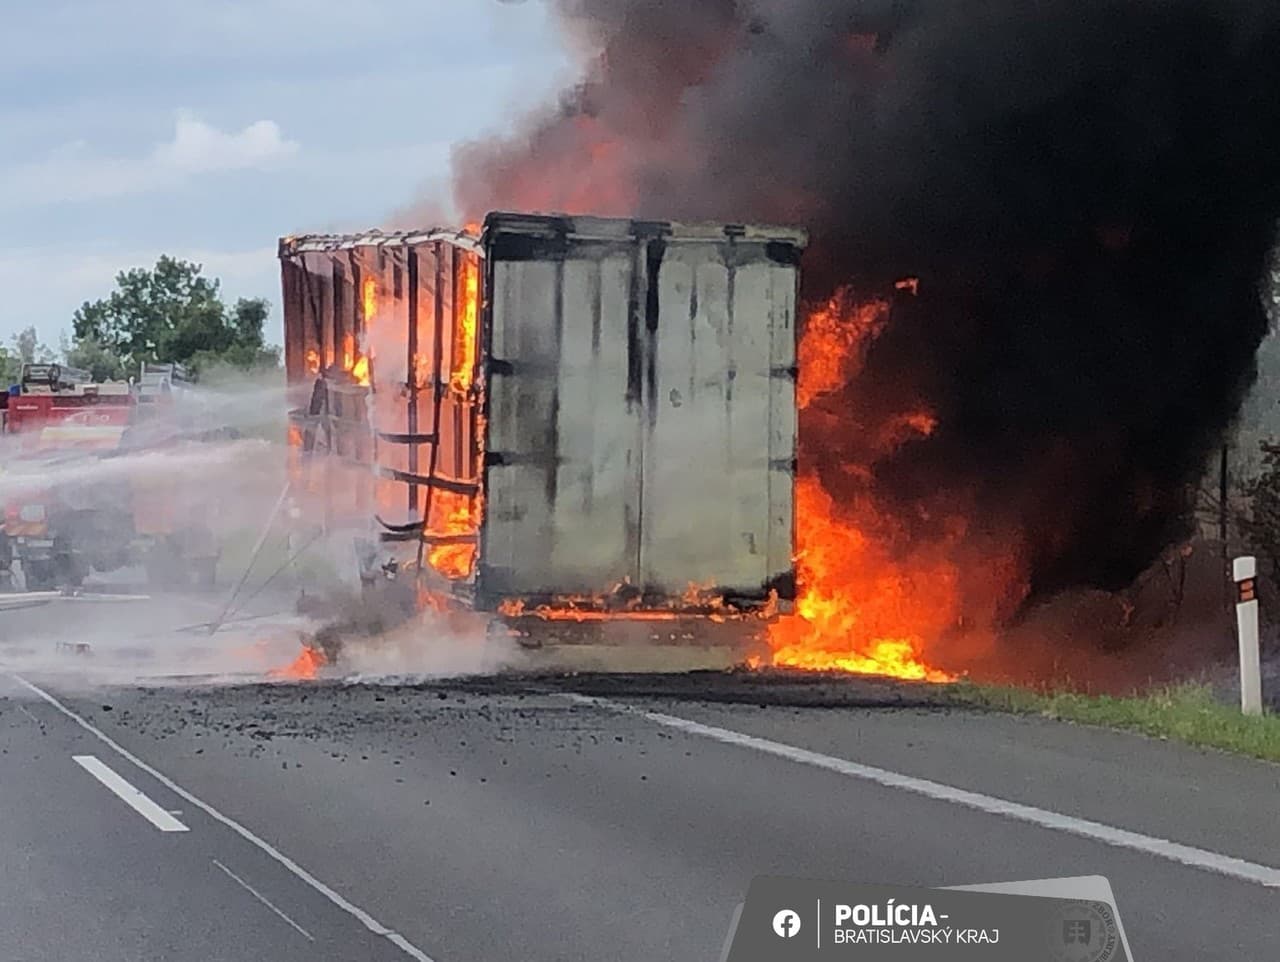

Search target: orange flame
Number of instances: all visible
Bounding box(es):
[425,490,479,580]
[766,288,957,683]
[450,258,479,396]
[363,277,378,325]
[328,279,377,387]
[768,477,956,682]
[339,331,371,387]
[428,543,476,580]
[269,644,328,681]
[496,580,741,623]
[305,348,320,376]
[797,293,890,408]
[352,355,370,386]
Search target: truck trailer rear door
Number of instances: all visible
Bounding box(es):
[478,213,805,610]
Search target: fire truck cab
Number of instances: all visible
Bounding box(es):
[1,361,217,591]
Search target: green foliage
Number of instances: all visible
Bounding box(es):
[70,256,278,378]
[230,297,268,350]
[1240,439,1280,573]
[189,342,282,377]
[61,335,128,382]
[0,326,55,385]
[12,326,53,365]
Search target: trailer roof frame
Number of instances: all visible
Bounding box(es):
[279,229,481,258]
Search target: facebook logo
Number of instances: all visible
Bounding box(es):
[772,909,802,939]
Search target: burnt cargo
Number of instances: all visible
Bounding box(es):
[280,212,805,619]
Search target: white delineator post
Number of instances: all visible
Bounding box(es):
[1233,555,1263,716]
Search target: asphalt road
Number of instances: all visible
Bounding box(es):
[1,594,1278,960]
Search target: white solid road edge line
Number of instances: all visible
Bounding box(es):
[72,755,190,833]
[561,694,1280,889]
[13,674,439,962]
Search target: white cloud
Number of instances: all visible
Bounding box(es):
[154,112,298,174]
[0,113,299,210]
[0,0,573,346]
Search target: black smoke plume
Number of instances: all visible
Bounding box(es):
[455,1,1280,633]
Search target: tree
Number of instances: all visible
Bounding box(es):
[188,297,280,376]
[1,325,54,384]
[13,326,53,365]
[1241,440,1280,575]
[71,256,279,377]
[61,335,127,382]
[230,297,268,350]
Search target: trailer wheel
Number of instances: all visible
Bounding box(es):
[56,554,85,589]
[190,557,217,591]
[0,537,13,592]
[23,562,56,591]
[145,542,183,590]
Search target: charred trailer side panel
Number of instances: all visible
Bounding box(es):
[477,213,805,615]
[278,230,484,586]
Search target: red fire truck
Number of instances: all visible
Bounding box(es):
[0,362,218,590]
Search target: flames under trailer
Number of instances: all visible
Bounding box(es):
[280,212,806,647]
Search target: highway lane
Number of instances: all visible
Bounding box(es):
[1,668,1277,961]
[0,579,312,683]
[0,674,413,962]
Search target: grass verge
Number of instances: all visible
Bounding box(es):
[946,681,1280,763]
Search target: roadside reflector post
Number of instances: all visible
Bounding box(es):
[1232,555,1263,716]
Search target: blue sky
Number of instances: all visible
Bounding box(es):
[1,0,571,350]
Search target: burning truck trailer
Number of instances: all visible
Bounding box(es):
[280,211,806,660]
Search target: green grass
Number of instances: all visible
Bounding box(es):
[946,681,1280,763]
